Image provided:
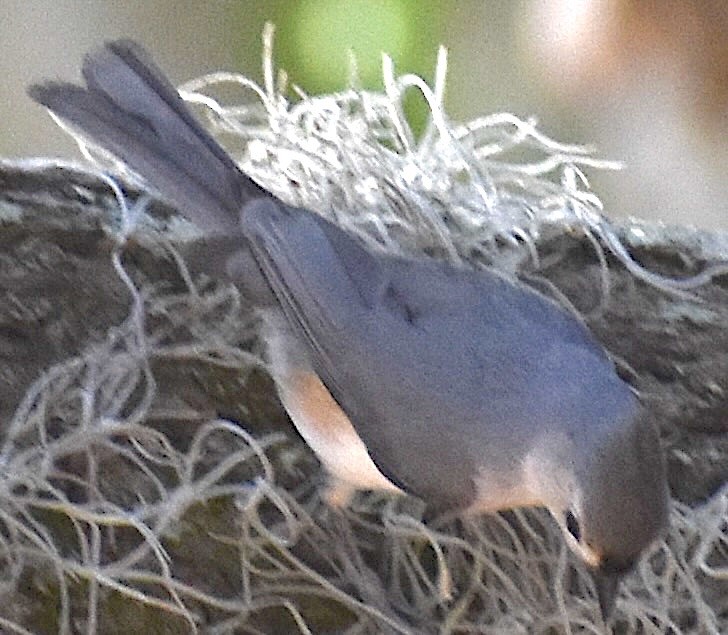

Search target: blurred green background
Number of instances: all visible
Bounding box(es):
[2,0,726,228]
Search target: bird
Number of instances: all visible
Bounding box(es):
[28,39,670,621]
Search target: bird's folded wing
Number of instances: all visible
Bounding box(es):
[240,198,606,509]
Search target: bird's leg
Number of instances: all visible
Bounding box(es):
[323,477,357,508]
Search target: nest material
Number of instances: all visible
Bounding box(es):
[0,34,726,633]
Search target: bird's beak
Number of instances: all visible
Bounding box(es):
[591,568,621,622]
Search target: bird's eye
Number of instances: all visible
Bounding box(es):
[565,510,581,542]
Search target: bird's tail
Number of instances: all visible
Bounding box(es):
[28,39,269,236]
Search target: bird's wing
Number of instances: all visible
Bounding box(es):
[240,198,610,510]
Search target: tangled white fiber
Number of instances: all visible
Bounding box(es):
[2,26,727,634]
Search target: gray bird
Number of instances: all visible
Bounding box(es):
[28,40,670,621]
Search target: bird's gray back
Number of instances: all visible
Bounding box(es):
[241,198,635,509]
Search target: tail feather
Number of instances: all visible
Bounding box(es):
[29,39,268,235]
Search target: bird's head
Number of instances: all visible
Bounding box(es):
[527,398,669,620]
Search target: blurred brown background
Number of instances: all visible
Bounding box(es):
[2,0,726,229]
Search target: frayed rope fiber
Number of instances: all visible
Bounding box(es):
[2,26,726,634]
